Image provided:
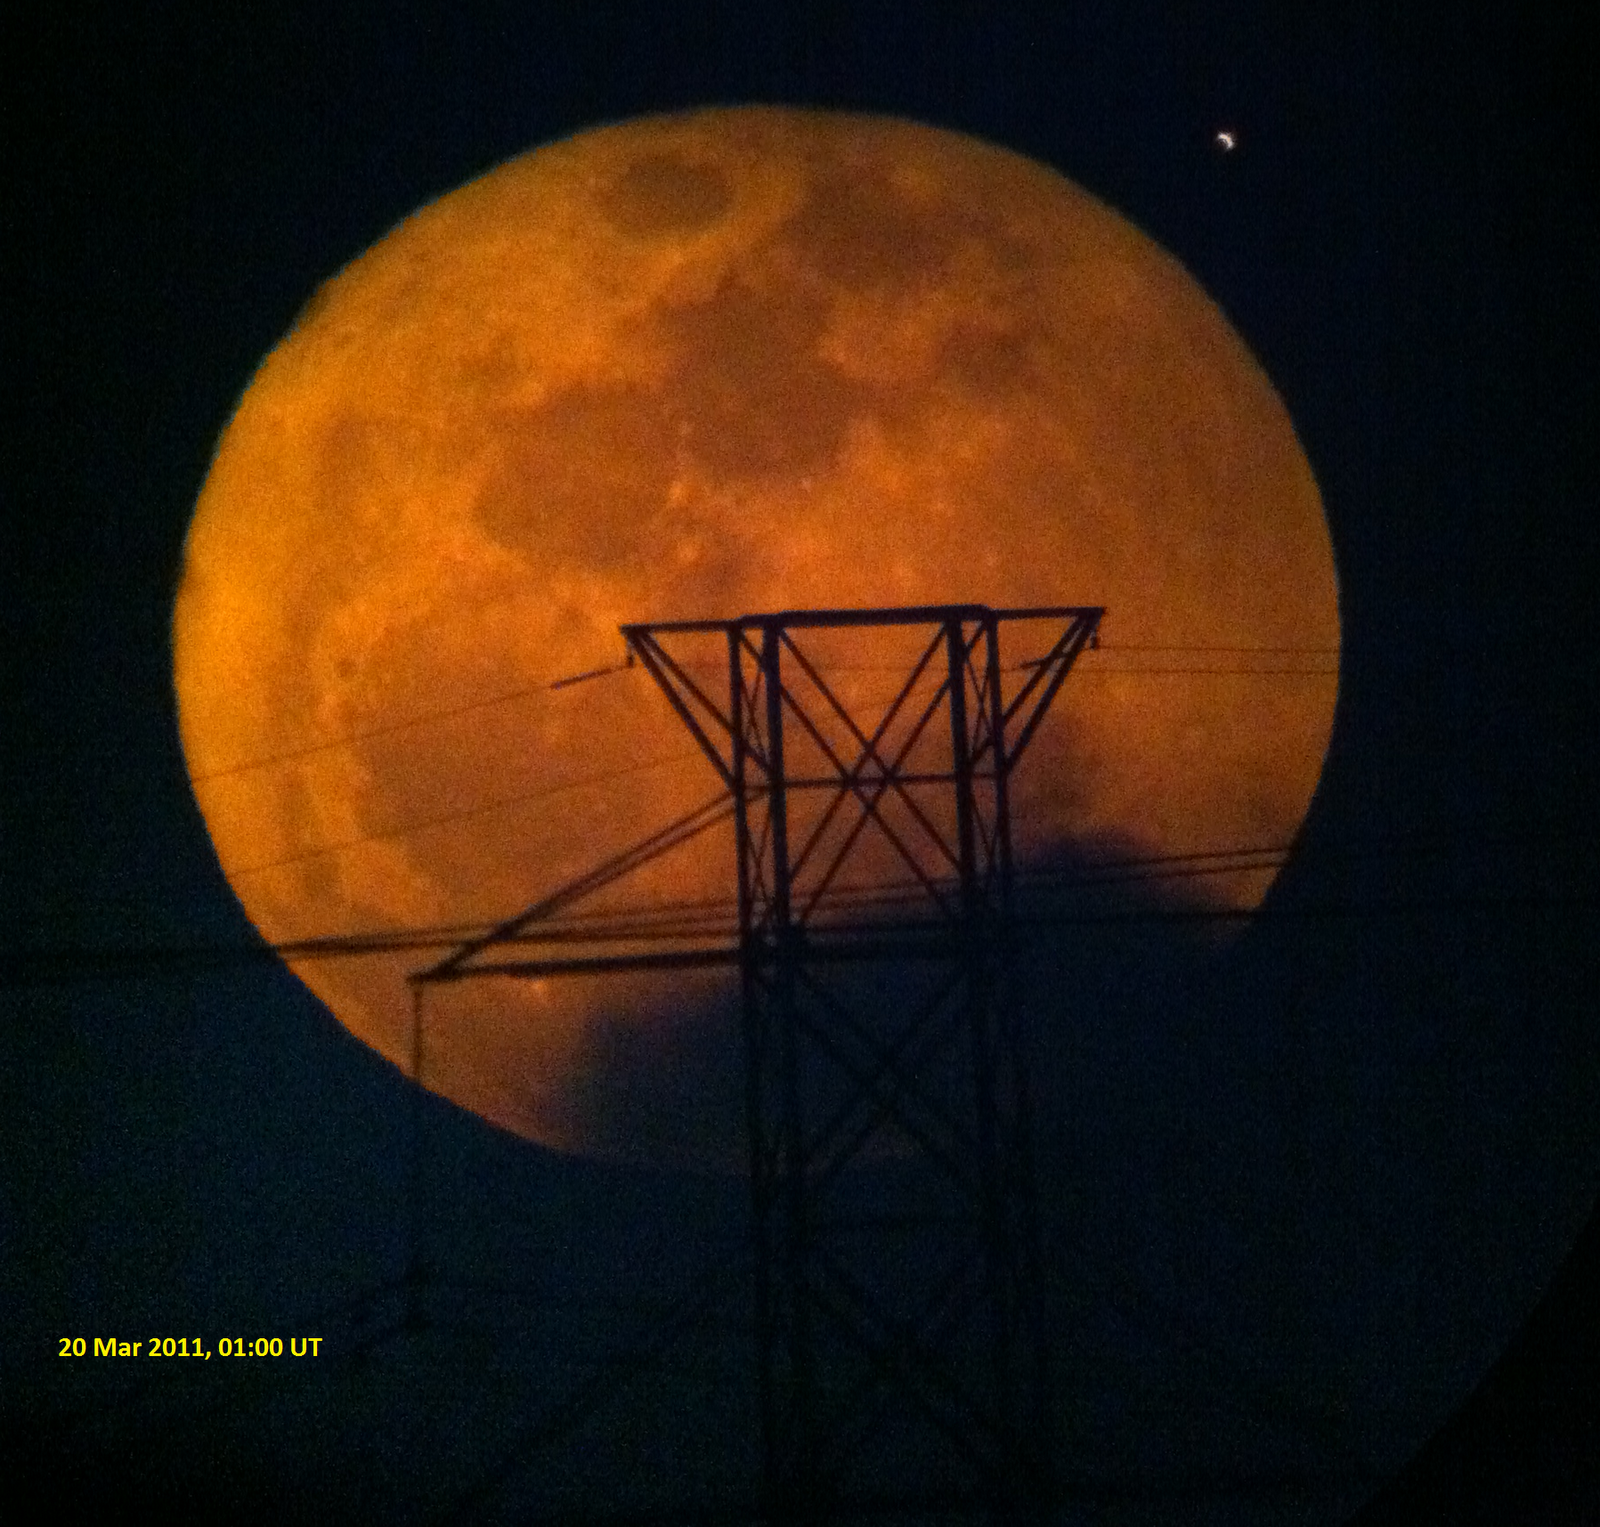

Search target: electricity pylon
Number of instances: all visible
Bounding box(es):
[417,602,1103,1521]
[623,604,1100,1519]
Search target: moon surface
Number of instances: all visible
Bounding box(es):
[173,107,1339,1163]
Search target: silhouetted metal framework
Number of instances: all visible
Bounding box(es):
[416,602,1103,1521]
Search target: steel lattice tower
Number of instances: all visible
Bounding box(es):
[624,604,1101,1519]
[417,601,1102,1521]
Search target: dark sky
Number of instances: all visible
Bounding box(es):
[5,3,1598,1523]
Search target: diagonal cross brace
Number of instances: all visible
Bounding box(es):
[622,604,1102,791]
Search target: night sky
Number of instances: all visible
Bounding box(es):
[5,4,1598,1523]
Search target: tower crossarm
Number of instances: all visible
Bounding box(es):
[619,626,740,786]
[1000,608,1104,771]
[621,604,1104,794]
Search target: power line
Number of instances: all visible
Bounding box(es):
[12,816,1590,989]
[226,748,705,879]
[184,644,1340,787]
[1097,644,1339,653]
[188,664,643,784]
[229,835,1295,937]
[213,687,1324,880]
[1068,666,1336,676]
[6,889,1592,991]
[245,817,1578,938]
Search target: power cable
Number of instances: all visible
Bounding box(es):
[10,812,1591,989]
[225,747,705,879]
[1067,666,1336,676]
[189,660,646,784]
[183,643,1339,787]
[326,820,1585,946]
[213,685,1340,880]
[6,891,1592,990]
[1097,644,1339,653]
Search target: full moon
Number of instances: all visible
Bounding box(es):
[173,107,1339,1163]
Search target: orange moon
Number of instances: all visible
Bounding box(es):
[173,107,1339,1163]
